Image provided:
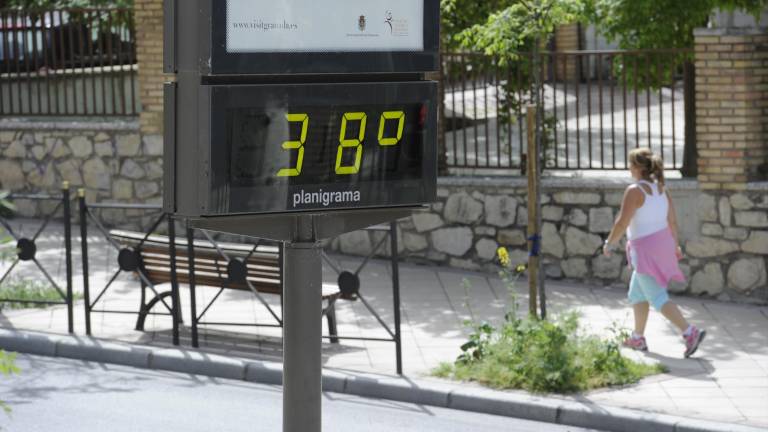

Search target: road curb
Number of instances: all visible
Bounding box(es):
[0,329,762,432]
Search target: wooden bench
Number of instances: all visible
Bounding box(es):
[108,230,341,344]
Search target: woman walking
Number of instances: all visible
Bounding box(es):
[603,148,706,358]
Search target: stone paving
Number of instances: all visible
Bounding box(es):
[1,219,767,428]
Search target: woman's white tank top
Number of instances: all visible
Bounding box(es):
[627,180,669,241]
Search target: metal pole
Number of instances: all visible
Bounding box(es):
[168,216,180,346]
[526,107,539,319]
[389,221,403,375]
[62,182,74,334]
[283,215,322,432]
[187,225,199,348]
[78,189,91,335]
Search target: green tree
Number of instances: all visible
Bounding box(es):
[588,0,768,50]
[1,0,133,8]
[458,0,586,63]
[441,0,509,49]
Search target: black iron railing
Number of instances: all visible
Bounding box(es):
[0,8,138,116]
[442,49,695,173]
[0,185,75,333]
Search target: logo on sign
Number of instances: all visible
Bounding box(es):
[384,11,410,37]
[358,15,366,32]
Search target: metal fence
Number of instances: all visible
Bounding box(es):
[0,8,138,116]
[442,49,695,173]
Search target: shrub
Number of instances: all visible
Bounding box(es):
[0,350,19,414]
[434,247,666,394]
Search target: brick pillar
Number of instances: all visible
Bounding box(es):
[134,0,165,135]
[694,28,768,190]
[553,23,581,82]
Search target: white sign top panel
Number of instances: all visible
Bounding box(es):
[226,0,424,53]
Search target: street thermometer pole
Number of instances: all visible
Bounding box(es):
[163,1,440,430]
[283,216,322,432]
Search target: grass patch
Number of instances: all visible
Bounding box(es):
[434,314,666,393]
[433,247,667,394]
[0,279,82,310]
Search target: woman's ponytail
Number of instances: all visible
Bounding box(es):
[650,154,665,186]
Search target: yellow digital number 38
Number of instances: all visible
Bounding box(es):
[276,113,308,177]
[336,112,367,175]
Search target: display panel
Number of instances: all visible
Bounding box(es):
[226,0,424,53]
[208,0,440,75]
[208,82,437,215]
[229,104,425,187]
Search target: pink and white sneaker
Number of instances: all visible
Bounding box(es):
[684,326,706,358]
[622,335,648,351]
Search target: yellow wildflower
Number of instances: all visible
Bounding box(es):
[497,247,510,267]
[515,263,527,274]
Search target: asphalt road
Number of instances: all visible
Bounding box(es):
[0,354,601,432]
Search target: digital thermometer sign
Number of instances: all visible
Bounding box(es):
[164,0,439,219]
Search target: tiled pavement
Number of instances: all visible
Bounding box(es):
[1,219,767,428]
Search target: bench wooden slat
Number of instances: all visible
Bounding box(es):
[109,230,340,300]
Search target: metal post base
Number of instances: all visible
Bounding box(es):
[283,217,322,432]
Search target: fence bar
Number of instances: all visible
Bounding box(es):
[117,9,126,114]
[646,53,652,149]
[551,51,558,168]
[0,12,5,115]
[460,54,468,166]
[622,53,628,167]
[598,53,605,168]
[471,55,478,166]
[609,54,616,168]
[58,10,68,113]
[483,58,490,167]
[62,183,74,334]
[128,11,137,114]
[575,54,581,169]
[78,189,92,335]
[563,54,569,169]
[97,11,107,115]
[671,54,677,167]
[658,55,664,158]
[107,10,117,115]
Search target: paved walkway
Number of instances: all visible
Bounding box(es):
[1,219,767,428]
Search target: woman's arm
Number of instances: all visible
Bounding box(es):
[604,186,642,253]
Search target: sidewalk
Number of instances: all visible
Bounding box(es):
[1,219,767,428]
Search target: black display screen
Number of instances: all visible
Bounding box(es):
[208,82,437,215]
[229,104,426,187]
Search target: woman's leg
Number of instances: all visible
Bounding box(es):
[633,302,650,335]
[661,302,689,333]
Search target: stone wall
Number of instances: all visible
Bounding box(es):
[330,177,768,304]
[0,118,163,228]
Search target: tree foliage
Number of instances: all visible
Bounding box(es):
[1,0,132,8]
[441,0,509,49]
[453,0,587,63]
[588,0,768,50]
